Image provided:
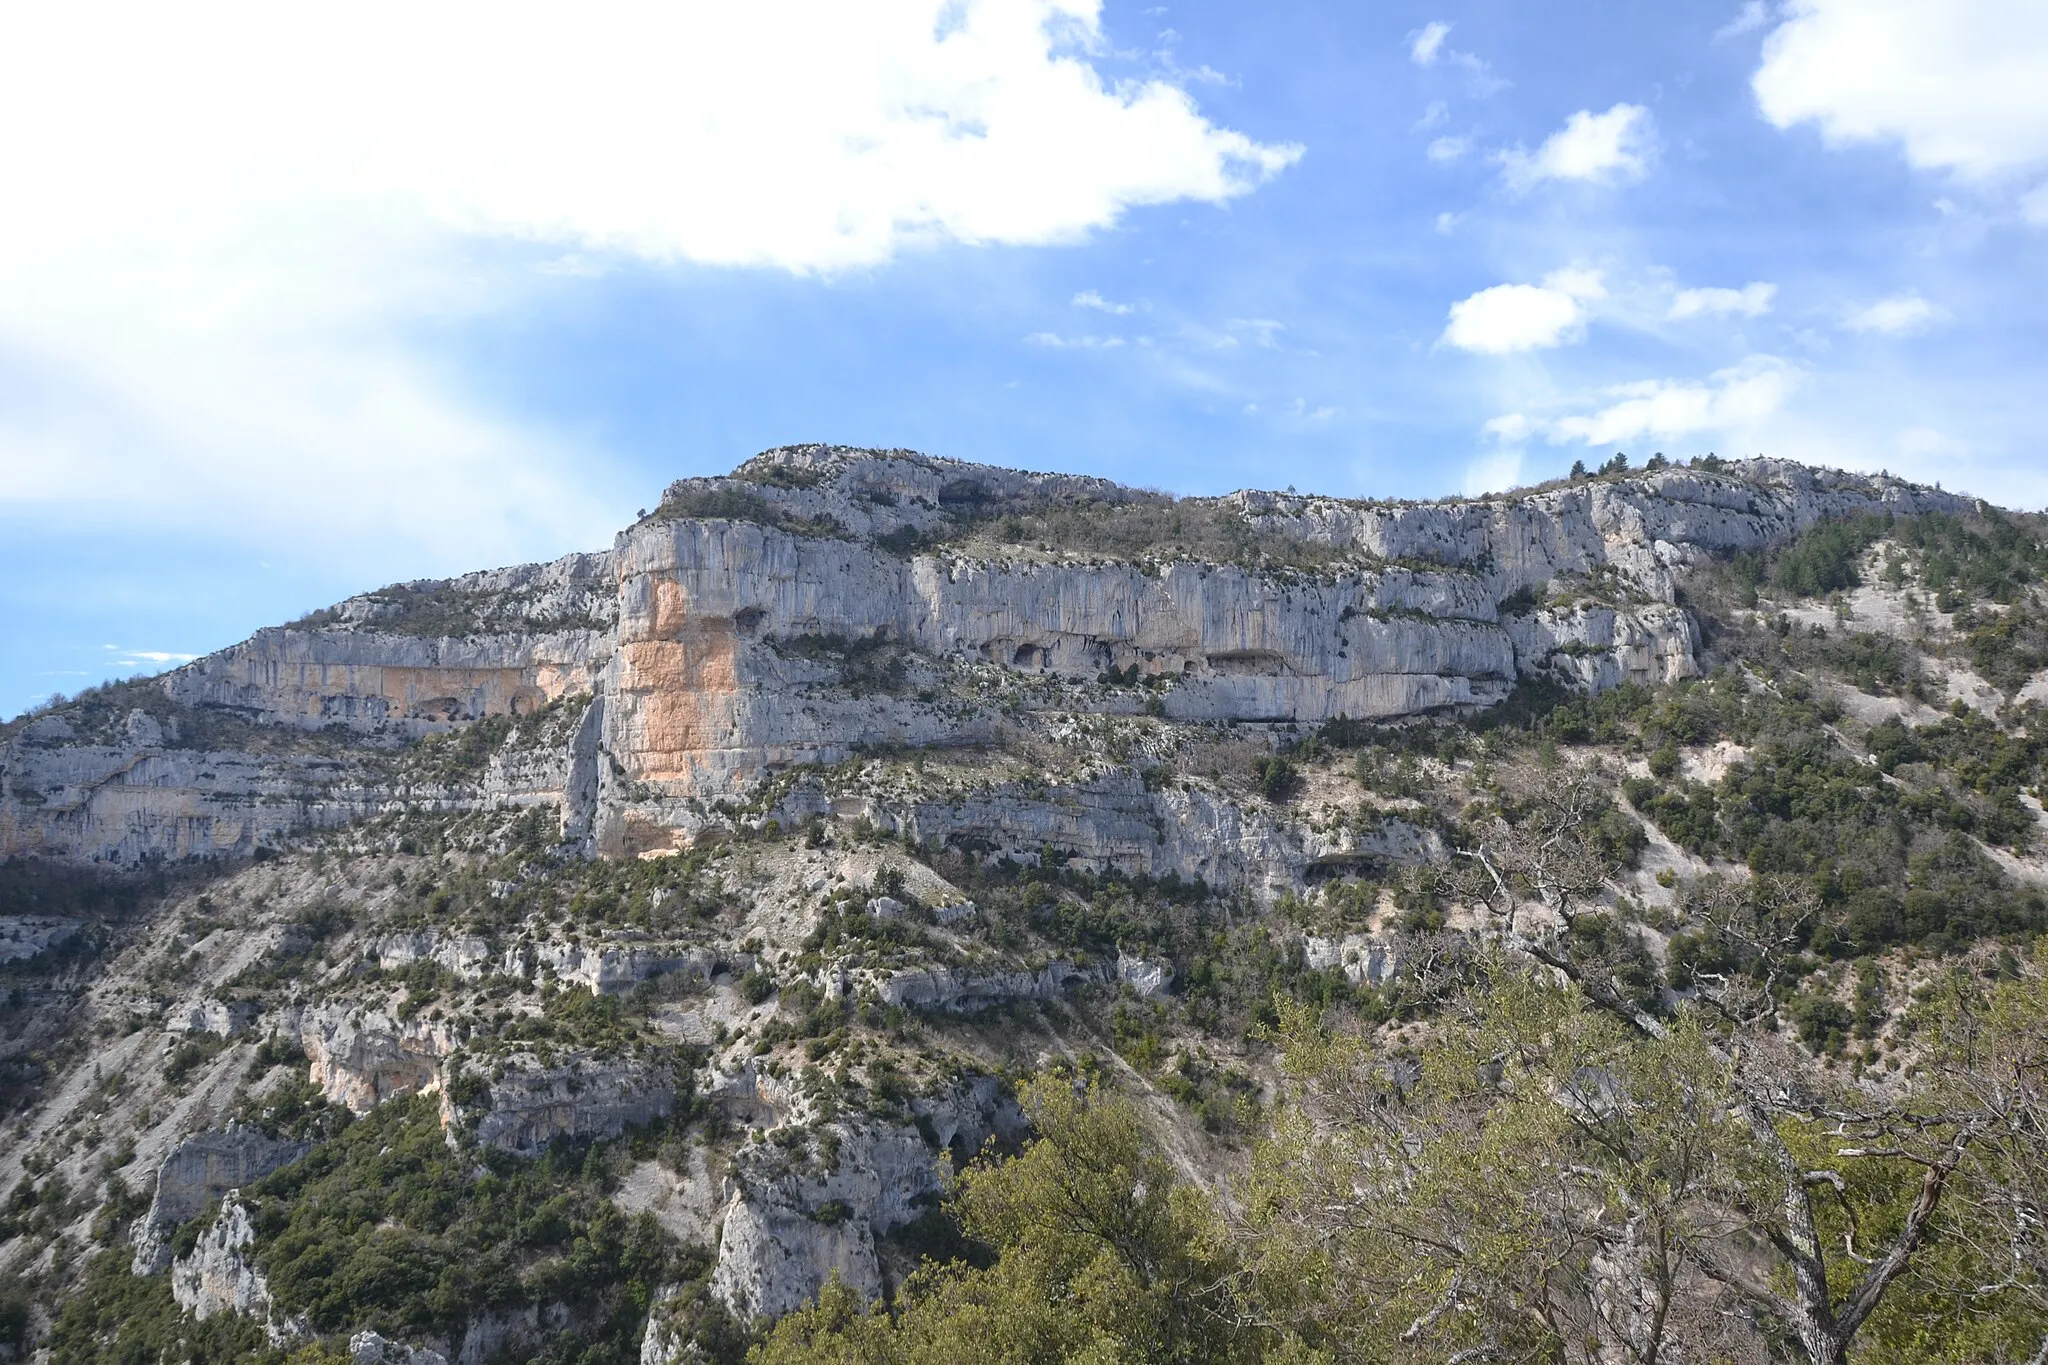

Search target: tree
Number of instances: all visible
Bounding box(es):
[753,1076,1264,1364]
[1433,769,2011,1365]
[1855,953,2048,1363]
[1243,967,1771,1363]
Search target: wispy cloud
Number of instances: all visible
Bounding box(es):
[1409,22,1452,66]
[102,644,199,671]
[1670,281,1777,319]
[1844,295,1947,336]
[1227,318,1287,348]
[1463,448,1524,497]
[1509,355,1803,446]
[1498,104,1657,191]
[1072,290,1134,315]
[1025,332,1127,350]
[1715,1,1770,41]
[1406,20,1505,95]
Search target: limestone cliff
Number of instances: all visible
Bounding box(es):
[0,448,1972,877]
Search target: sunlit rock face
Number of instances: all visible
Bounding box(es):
[0,447,1971,868]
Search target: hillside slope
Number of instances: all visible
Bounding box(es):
[2,448,2044,1364]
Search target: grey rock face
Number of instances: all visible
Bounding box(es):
[878,960,1099,1012]
[452,1052,677,1156]
[296,1003,462,1113]
[132,1125,309,1275]
[0,916,81,965]
[708,1120,944,1320]
[162,550,618,735]
[170,1192,301,1343]
[1117,951,1175,997]
[706,1075,1025,1321]
[1,450,1977,867]
[350,1330,451,1365]
[1302,934,1400,986]
[165,996,261,1038]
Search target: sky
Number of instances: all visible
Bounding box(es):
[3,0,2047,717]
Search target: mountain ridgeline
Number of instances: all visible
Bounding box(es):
[3,447,2047,1365]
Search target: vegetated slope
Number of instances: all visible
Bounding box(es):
[0,452,2044,1364]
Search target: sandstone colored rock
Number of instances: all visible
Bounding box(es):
[295,1003,462,1113]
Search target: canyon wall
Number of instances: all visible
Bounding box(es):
[1,448,1972,874]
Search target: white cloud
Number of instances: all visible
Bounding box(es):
[0,0,1296,573]
[1417,101,1450,131]
[1427,136,1471,163]
[0,0,1302,275]
[1073,290,1134,314]
[1410,22,1452,65]
[1441,269,1605,354]
[1543,268,1609,301]
[1228,319,1287,347]
[1463,449,1525,498]
[1542,356,1803,445]
[1448,51,1508,98]
[1755,0,2048,182]
[1670,281,1777,319]
[1026,332,1126,349]
[1716,1,1771,41]
[1499,104,1656,191]
[1482,413,1532,443]
[1407,22,1504,95]
[104,646,199,668]
[1844,294,1947,335]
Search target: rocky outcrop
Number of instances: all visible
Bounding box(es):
[0,915,81,964]
[368,929,721,995]
[1117,952,1175,997]
[165,997,260,1038]
[170,1191,302,1343]
[2,449,1978,866]
[161,552,617,735]
[708,1122,944,1320]
[1302,934,1399,986]
[295,1003,462,1113]
[877,960,1098,1012]
[639,1285,701,1365]
[132,1125,309,1274]
[349,1332,450,1365]
[708,1076,1025,1320]
[449,1052,677,1156]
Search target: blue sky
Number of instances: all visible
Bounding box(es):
[3,0,2046,718]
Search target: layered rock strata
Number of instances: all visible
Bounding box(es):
[2,449,1973,873]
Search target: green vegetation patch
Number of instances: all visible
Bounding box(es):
[246,1095,698,1357]
[925,495,1363,573]
[294,581,610,639]
[653,484,846,539]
